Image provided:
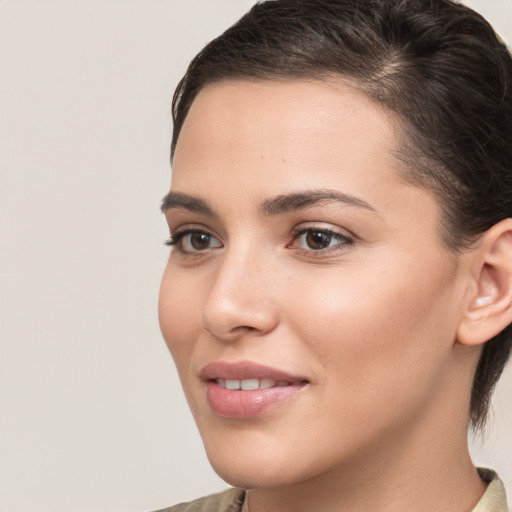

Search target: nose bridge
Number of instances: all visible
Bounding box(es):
[201,242,278,340]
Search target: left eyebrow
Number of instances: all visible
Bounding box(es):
[260,189,377,215]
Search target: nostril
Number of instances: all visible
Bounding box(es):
[231,325,257,332]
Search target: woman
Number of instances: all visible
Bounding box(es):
[157,0,512,510]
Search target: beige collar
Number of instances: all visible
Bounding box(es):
[472,468,509,512]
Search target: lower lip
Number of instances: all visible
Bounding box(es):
[206,381,306,419]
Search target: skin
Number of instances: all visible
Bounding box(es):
[159,80,488,512]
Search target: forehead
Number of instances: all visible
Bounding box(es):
[178,79,396,149]
[170,79,442,226]
[174,79,399,182]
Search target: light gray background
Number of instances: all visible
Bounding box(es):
[0,1,510,511]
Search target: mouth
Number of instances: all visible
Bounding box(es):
[200,361,309,419]
[214,378,306,390]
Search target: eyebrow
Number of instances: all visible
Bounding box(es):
[161,189,376,216]
[161,192,215,215]
[260,190,376,215]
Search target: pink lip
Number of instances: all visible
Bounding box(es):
[200,361,307,382]
[201,361,309,419]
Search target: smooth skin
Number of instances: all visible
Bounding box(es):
[159,80,512,512]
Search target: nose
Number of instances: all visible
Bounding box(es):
[201,248,279,342]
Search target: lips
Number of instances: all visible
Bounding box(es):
[201,361,309,419]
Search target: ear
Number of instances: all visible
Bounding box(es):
[457,218,512,347]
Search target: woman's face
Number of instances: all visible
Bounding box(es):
[159,80,471,488]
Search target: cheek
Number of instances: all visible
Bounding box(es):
[158,266,202,373]
[280,254,460,408]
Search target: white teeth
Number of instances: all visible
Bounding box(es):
[241,378,259,390]
[225,379,241,390]
[216,378,279,389]
[259,378,276,389]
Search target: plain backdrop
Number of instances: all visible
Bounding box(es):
[0,1,511,511]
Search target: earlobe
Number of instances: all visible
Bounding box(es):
[457,219,512,347]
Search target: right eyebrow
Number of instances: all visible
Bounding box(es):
[160,192,214,216]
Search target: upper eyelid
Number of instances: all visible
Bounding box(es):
[170,223,218,237]
[173,225,210,234]
[292,225,349,235]
[290,223,355,239]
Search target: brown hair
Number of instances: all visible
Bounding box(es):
[170,0,512,429]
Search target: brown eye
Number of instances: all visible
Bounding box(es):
[189,232,213,251]
[290,227,353,253]
[305,230,333,250]
[169,229,223,254]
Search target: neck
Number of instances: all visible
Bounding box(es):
[242,416,485,512]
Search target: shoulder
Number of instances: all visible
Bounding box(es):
[153,488,245,512]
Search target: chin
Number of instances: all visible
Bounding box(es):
[209,455,304,490]
[203,436,284,488]
[201,430,334,490]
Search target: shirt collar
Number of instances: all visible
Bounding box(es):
[472,468,509,512]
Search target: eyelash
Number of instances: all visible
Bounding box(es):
[165,228,221,252]
[165,226,354,256]
[288,226,354,255]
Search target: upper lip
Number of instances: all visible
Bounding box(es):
[200,361,309,383]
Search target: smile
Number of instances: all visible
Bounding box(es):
[201,362,309,418]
